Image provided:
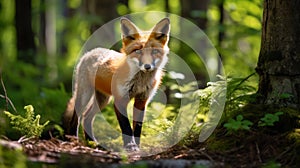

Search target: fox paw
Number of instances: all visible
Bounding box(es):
[124,142,140,152]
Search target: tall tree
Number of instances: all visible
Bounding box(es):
[83,0,118,32]
[256,0,300,110]
[180,0,210,30]
[15,0,36,64]
[39,0,46,51]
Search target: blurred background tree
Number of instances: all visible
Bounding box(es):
[0,0,262,139]
[15,0,36,64]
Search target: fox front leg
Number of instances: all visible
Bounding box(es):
[133,98,147,146]
[114,98,139,151]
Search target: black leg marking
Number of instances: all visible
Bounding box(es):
[133,99,147,146]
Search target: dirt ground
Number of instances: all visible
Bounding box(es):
[1,130,298,168]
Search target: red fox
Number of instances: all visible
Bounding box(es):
[63,17,170,151]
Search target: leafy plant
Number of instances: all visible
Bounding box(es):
[224,115,253,131]
[4,105,49,138]
[258,112,283,127]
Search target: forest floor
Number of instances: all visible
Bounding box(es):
[1,129,299,168]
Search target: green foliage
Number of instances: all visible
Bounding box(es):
[258,112,283,127]
[1,61,67,122]
[190,74,257,137]
[224,114,253,131]
[1,62,41,109]
[207,0,262,76]
[196,74,256,117]
[214,74,285,132]
[53,124,65,138]
[1,62,69,138]
[225,73,258,112]
[223,110,284,132]
[143,102,177,142]
[0,145,27,168]
[262,160,281,168]
[36,84,70,123]
[4,105,49,138]
[279,93,293,99]
[87,140,98,149]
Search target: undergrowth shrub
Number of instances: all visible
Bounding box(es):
[183,73,259,144]
[4,105,49,138]
[1,61,70,139]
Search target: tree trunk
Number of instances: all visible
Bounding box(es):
[180,0,210,30]
[83,0,118,32]
[15,0,36,64]
[39,0,46,51]
[256,0,300,109]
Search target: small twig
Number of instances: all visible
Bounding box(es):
[198,149,215,162]
[0,73,8,110]
[0,95,17,113]
[17,135,28,143]
[174,153,188,159]
[0,73,17,113]
[255,142,262,163]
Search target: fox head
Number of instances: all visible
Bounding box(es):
[120,17,170,72]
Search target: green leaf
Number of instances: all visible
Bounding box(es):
[279,93,293,99]
[224,115,253,132]
[236,115,243,121]
[259,112,283,127]
[242,120,253,125]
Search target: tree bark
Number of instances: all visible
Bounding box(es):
[15,0,36,64]
[256,0,300,109]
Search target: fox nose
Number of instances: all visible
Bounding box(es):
[144,64,151,70]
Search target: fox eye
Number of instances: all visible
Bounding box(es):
[152,49,159,55]
[134,49,142,54]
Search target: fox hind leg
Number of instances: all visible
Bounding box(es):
[83,91,110,141]
[62,97,79,137]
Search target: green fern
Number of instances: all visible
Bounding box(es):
[4,105,49,138]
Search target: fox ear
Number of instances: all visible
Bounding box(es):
[150,18,171,44]
[120,17,140,40]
